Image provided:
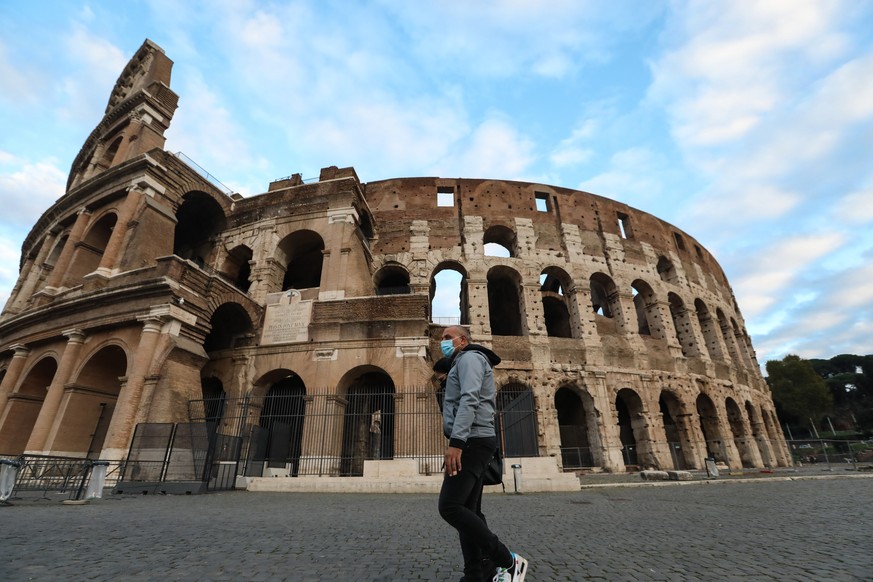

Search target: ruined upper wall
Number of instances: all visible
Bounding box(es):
[363,177,728,286]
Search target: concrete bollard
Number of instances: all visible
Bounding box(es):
[511,464,522,493]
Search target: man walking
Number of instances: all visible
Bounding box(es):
[438,325,528,582]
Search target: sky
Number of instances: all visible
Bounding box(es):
[1,0,872,371]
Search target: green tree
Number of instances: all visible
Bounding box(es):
[765,355,833,426]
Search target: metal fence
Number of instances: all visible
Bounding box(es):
[1,454,122,501]
[787,438,873,470]
[184,388,540,482]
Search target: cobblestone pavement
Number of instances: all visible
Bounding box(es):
[4,474,872,581]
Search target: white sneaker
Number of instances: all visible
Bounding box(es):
[492,552,528,582]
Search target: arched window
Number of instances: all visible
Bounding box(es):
[375,264,411,295]
[431,262,469,325]
[589,273,618,318]
[276,230,325,291]
[221,245,253,293]
[173,191,227,266]
[694,299,723,360]
[204,303,254,352]
[540,267,574,338]
[483,225,516,257]
[656,256,677,284]
[65,213,117,281]
[631,280,657,336]
[668,292,697,356]
[488,266,525,336]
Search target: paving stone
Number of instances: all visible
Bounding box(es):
[3,475,871,580]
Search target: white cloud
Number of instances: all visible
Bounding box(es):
[733,232,846,318]
[649,1,852,147]
[57,28,127,122]
[380,0,663,78]
[432,117,536,180]
[0,40,41,105]
[0,231,24,305]
[550,122,598,168]
[578,147,669,206]
[833,187,873,225]
[0,154,66,223]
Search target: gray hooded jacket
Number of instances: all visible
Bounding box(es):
[442,344,502,448]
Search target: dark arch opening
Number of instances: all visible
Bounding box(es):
[204,303,254,352]
[497,382,538,457]
[257,374,307,476]
[277,230,325,291]
[483,224,516,257]
[0,357,58,454]
[555,386,591,467]
[221,245,253,293]
[375,264,411,295]
[616,389,642,467]
[173,192,227,266]
[340,370,396,476]
[541,267,573,338]
[488,266,524,336]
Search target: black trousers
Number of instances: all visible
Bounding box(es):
[438,436,511,580]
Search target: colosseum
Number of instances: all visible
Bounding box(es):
[0,40,789,493]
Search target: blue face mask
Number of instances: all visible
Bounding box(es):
[440,339,456,357]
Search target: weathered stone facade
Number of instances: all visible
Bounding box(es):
[0,40,790,479]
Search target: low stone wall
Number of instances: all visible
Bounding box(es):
[244,457,581,493]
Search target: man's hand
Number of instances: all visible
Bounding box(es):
[444,446,462,476]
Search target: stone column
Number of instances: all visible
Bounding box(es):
[25,330,86,453]
[95,188,144,276]
[45,208,91,289]
[100,316,165,459]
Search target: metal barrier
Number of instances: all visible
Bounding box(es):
[787,439,873,471]
[5,455,111,501]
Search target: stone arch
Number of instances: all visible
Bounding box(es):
[221,244,253,293]
[252,371,307,477]
[487,265,526,336]
[276,229,325,291]
[54,344,128,457]
[555,383,597,468]
[745,400,773,467]
[656,256,678,284]
[173,191,227,266]
[430,261,469,325]
[65,211,117,281]
[694,299,724,360]
[659,389,694,469]
[375,263,411,295]
[337,366,396,476]
[199,376,226,426]
[0,355,58,454]
[726,397,755,468]
[483,224,517,257]
[716,308,740,365]
[95,134,123,173]
[668,292,698,357]
[615,388,646,468]
[696,392,726,463]
[498,381,538,457]
[540,266,575,338]
[589,272,619,318]
[631,279,659,337]
[203,302,254,353]
[731,318,753,368]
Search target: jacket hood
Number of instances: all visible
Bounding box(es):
[460,343,501,367]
